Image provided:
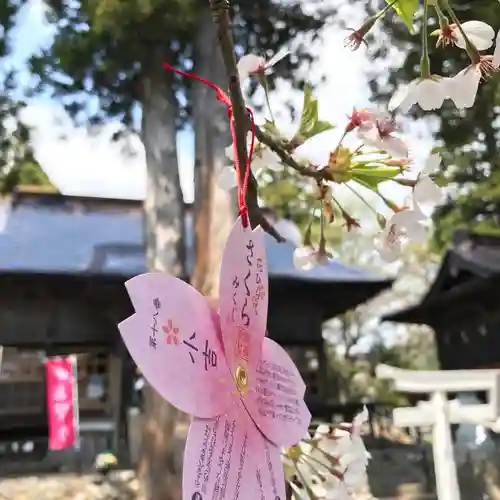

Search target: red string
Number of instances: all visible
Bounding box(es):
[163,62,255,227]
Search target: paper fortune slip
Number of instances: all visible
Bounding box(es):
[119,218,311,500]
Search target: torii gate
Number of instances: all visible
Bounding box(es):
[376,364,500,500]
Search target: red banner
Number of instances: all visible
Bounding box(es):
[45,356,79,451]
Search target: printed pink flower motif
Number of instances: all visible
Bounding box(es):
[162,318,180,345]
[119,218,311,500]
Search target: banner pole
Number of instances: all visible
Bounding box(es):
[71,355,81,452]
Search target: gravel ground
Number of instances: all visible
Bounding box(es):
[0,470,140,500]
[0,470,436,500]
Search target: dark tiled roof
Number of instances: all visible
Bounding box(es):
[383,230,500,324]
[0,191,391,286]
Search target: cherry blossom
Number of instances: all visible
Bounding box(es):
[237,48,290,81]
[448,65,481,109]
[218,136,281,190]
[283,407,370,499]
[436,21,495,51]
[293,245,332,270]
[358,114,408,158]
[315,406,370,461]
[374,209,427,263]
[413,153,444,217]
[493,30,500,67]
[389,76,451,112]
[447,57,499,110]
[345,107,378,133]
[344,16,378,51]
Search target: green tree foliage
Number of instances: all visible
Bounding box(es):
[0,160,56,194]
[368,1,500,248]
[26,0,327,130]
[0,6,53,194]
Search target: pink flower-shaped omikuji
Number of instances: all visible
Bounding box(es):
[118,217,311,500]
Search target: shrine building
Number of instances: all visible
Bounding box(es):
[383,230,500,372]
[0,187,393,466]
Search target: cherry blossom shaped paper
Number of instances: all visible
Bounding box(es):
[118,217,311,500]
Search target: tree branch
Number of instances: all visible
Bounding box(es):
[208,0,335,240]
[208,0,285,241]
[253,124,333,181]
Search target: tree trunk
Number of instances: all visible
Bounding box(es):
[137,4,234,497]
[139,46,188,500]
[191,3,236,297]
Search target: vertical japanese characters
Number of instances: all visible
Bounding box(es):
[46,356,78,451]
[231,239,267,335]
[158,297,218,372]
[149,297,161,349]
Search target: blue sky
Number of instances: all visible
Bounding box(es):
[7,0,434,210]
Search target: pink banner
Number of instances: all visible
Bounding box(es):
[45,356,78,451]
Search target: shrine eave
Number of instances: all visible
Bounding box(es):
[271,275,393,321]
[382,273,500,325]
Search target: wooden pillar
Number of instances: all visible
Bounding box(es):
[119,347,136,463]
[109,352,123,454]
[317,339,328,401]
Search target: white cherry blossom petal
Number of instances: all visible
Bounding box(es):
[415,78,448,110]
[359,128,408,158]
[217,166,237,190]
[449,66,481,109]
[388,81,417,112]
[257,148,281,170]
[455,21,495,51]
[326,481,351,500]
[224,144,234,162]
[342,455,368,488]
[265,48,291,70]
[375,210,428,262]
[293,246,316,270]
[352,406,369,430]
[413,177,444,217]
[421,153,441,175]
[251,161,265,178]
[390,77,450,112]
[494,31,500,67]
[375,232,402,263]
[392,210,428,243]
[237,54,264,80]
[381,136,409,158]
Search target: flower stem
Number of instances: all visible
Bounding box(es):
[295,461,318,500]
[333,130,348,156]
[302,206,320,247]
[441,0,480,63]
[301,452,341,479]
[319,204,326,251]
[260,74,276,124]
[433,1,449,28]
[355,177,400,211]
[378,0,400,19]
[420,0,431,78]
[330,196,349,218]
[345,183,379,217]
